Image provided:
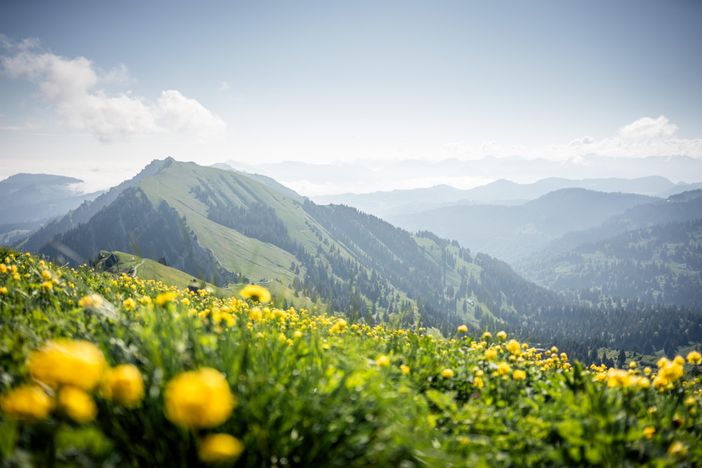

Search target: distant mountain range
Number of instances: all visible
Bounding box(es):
[517,191,702,306]
[224,154,702,202]
[387,189,658,261]
[315,176,700,218]
[0,173,100,245]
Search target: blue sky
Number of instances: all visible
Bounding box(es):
[1,0,701,193]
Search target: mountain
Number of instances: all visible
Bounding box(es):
[0,173,100,243]
[518,191,702,306]
[27,158,564,334]
[315,176,680,218]
[225,155,702,208]
[387,189,657,261]
[20,158,173,253]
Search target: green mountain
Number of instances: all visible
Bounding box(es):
[388,189,656,261]
[518,191,702,307]
[27,158,561,333]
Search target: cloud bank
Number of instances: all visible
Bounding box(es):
[0,38,225,141]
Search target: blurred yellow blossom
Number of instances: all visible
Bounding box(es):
[165,368,235,429]
[28,339,106,390]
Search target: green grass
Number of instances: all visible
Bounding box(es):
[1,248,701,466]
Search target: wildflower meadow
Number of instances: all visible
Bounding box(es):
[0,249,701,466]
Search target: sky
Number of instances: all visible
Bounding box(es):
[1,0,701,194]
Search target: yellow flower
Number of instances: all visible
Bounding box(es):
[239,284,271,304]
[0,264,6,273]
[473,376,484,389]
[329,318,347,334]
[376,355,390,367]
[660,361,684,383]
[79,294,104,308]
[441,368,455,379]
[122,298,137,311]
[457,324,468,334]
[0,286,7,295]
[0,385,54,421]
[506,340,521,355]
[628,361,638,369]
[102,364,144,408]
[496,331,507,341]
[155,291,178,306]
[58,386,97,424]
[642,426,655,439]
[165,368,235,429]
[28,340,106,390]
[667,441,687,457]
[484,348,498,361]
[198,433,245,464]
[687,350,702,365]
[41,281,53,291]
[481,331,492,340]
[497,362,511,376]
[41,269,52,280]
[673,355,685,366]
[513,369,526,381]
[400,364,410,375]
[139,295,152,306]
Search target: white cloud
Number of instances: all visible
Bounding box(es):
[445,116,702,161]
[0,39,225,141]
[618,115,678,140]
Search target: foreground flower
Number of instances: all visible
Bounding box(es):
[155,291,178,306]
[165,368,235,428]
[199,433,245,464]
[687,350,702,365]
[513,369,526,381]
[0,385,54,421]
[441,368,455,379]
[102,364,145,408]
[506,340,521,355]
[58,386,97,423]
[239,284,271,304]
[28,340,106,390]
[376,355,390,367]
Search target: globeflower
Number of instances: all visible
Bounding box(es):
[513,369,526,381]
[0,286,7,295]
[28,340,106,390]
[687,350,702,365]
[481,331,492,340]
[0,385,54,421]
[457,324,468,334]
[102,364,145,408]
[496,331,507,341]
[497,362,511,376]
[58,386,97,424]
[376,355,390,367]
[400,364,410,375]
[441,368,455,379]
[155,291,178,306]
[165,368,235,429]
[198,433,245,464]
[506,340,521,355]
[122,298,137,311]
[484,348,498,361]
[239,284,271,304]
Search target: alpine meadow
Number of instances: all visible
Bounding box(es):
[1,1,702,466]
